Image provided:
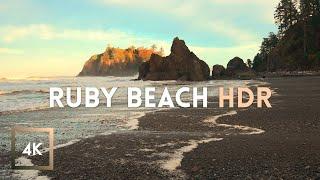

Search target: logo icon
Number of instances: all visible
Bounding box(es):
[11,127,54,170]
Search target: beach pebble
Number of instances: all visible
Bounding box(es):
[191,166,199,172]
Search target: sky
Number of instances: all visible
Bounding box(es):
[0,0,279,78]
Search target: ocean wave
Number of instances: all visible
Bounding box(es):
[0,105,50,115]
[0,89,48,96]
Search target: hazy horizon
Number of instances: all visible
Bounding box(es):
[0,0,279,78]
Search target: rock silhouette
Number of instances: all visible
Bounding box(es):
[138,37,210,81]
[212,65,226,79]
[226,57,251,75]
[212,57,256,79]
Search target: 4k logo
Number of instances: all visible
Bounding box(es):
[22,142,43,156]
[11,127,54,170]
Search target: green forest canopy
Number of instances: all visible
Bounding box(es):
[252,0,320,72]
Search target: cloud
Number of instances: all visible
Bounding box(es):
[0,23,260,66]
[96,0,277,43]
[210,0,279,4]
[0,24,158,42]
[0,24,172,54]
[190,43,260,65]
[209,22,258,43]
[0,47,23,54]
[210,0,279,24]
[1,24,53,42]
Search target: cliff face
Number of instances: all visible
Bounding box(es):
[78,46,162,76]
[138,37,210,81]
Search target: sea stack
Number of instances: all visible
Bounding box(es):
[138,37,210,81]
[78,46,162,77]
[212,65,226,79]
[211,57,256,79]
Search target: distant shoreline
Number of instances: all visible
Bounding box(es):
[257,70,320,78]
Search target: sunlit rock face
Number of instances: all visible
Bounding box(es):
[78,46,162,77]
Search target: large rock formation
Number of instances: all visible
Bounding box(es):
[226,57,250,73]
[211,57,256,80]
[212,65,226,79]
[225,57,255,79]
[138,37,210,81]
[78,46,162,76]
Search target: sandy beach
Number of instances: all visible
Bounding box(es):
[25,76,320,179]
[2,0,320,179]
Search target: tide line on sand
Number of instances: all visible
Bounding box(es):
[14,131,116,179]
[160,138,223,172]
[13,157,49,180]
[126,108,172,130]
[126,112,146,130]
[13,140,81,180]
[204,110,265,135]
[160,110,265,173]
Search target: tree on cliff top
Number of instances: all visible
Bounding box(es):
[274,0,299,35]
[300,0,320,18]
[253,0,320,72]
[253,32,279,72]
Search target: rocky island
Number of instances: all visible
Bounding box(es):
[212,57,255,80]
[138,37,210,81]
[78,46,163,76]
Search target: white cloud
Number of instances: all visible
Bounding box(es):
[1,24,53,42]
[0,24,156,41]
[0,24,172,54]
[96,0,277,43]
[210,0,279,5]
[211,0,279,24]
[0,47,23,54]
[190,43,260,66]
[209,22,258,43]
[1,24,132,42]
[0,24,258,66]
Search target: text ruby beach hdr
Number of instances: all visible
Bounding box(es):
[50,87,272,108]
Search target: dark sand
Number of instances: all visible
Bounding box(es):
[30,76,320,179]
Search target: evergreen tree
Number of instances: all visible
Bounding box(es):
[275,0,299,35]
[246,59,253,69]
[159,47,165,56]
[252,53,266,72]
[253,32,279,72]
[260,32,279,55]
[299,0,320,59]
[151,44,157,51]
[313,0,320,15]
[300,0,320,18]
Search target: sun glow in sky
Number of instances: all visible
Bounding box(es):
[0,0,279,78]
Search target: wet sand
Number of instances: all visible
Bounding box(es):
[29,76,320,179]
[182,77,320,179]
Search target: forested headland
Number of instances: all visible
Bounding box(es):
[252,0,320,72]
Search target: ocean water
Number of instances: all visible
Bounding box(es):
[0,76,251,153]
